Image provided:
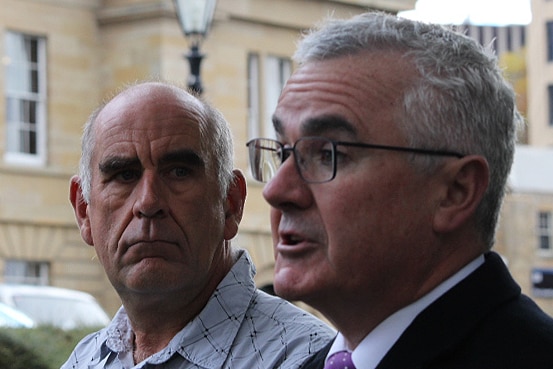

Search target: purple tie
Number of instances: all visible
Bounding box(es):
[324,350,356,369]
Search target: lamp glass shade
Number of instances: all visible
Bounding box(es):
[174,0,217,37]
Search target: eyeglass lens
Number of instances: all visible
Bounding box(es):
[247,138,281,182]
[295,137,335,183]
[247,138,336,183]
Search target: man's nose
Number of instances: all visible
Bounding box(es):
[133,172,167,218]
[262,155,312,211]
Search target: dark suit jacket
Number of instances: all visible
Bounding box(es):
[301,252,553,369]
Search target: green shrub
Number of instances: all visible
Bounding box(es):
[0,326,100,369]
[0,330,49,369]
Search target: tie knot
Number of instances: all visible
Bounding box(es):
[325,350,356,369]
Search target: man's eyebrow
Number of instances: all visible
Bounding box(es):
[159,149,204,168]
[99,156,140,175]
[301,115,357,137]
[97,150,204,175]
[272,114,357,138]
[272,115,284,136]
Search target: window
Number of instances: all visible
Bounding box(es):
[4,31,47,165]
[549,86,553,126]
[247,53,292,140]
[538,211,553,253]
[532,268,553,298]
[247,53,260,139]
[547,21,553,61]
[263,55,291,138]
[4,260,50,285]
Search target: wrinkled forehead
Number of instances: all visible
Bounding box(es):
[95,84,207,135]
[90,84,209,162]
[274,51,415,141]
[101,83,204,120]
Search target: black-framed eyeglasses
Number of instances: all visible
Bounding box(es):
[246,137,465,184]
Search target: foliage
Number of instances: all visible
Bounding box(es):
[0,326,99,369]
[0,330,49,369]
[498,46,527,116]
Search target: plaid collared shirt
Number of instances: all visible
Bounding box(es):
[61,250,334,369]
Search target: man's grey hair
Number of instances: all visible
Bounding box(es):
[294,11,523,249]
[78,81,235,203]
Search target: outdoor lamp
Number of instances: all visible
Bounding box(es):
[173,0,217,95]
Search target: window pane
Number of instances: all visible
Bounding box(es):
[31,69,39,93]
[6,32,26,63]
[538,211,553,251]
[264,55,291,138]
[547,21,553,61]
[6,97,19,121]
[548,86,553,126]
[5,33,36,92]
[28,129,37,154]
[247,53,260,139]
[541,235,551,250]
[540,212,548,228]
[27,37,38,63]
[4,260,49,285]
[6,64,31,92]
[24,100,37,124]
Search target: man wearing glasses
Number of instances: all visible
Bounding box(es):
[247,12,553,369]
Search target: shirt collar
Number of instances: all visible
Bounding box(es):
[170,250,256,368]
[98,250,257,368]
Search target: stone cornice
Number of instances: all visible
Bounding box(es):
[97,1,175,25]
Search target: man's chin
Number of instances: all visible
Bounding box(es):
[273,269,310,301]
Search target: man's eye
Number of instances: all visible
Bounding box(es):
[171,167,191,178]
[317,149,334,165]
[314,148,348,168]
[276,147,291,162]
[308,145,334,167]
[115,170,139,182]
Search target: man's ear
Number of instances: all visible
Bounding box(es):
[69,175,94,246]
[223,169,247,240]
[433,155,489,233]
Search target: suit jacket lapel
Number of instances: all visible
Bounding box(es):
[376,252,520,369]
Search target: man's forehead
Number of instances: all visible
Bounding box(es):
[90,88,206,162]
[275,52,414,135]
[96,87,205,130]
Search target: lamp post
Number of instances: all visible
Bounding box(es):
[173,0,217,95]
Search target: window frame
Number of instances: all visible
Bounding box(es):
[246,52,292,141]
[547,21,553,62]
[262,54,291,139]
[4,30,47,166]
[548,85,553,127]
[4,259,50,285]
[537,211,553,256]
[247,52,261,140]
